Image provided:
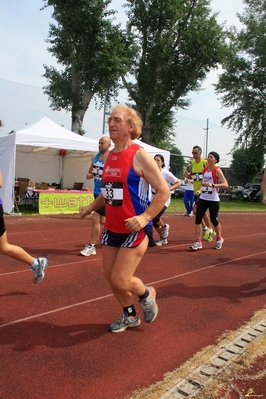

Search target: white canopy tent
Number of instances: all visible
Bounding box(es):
[0,117,99,213]
[0,117,170,213]
[134,139,170,170]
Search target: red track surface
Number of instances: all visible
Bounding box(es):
[1,212,266,399]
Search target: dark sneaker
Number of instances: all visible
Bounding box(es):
[31,258,48,284]
[139,286,158,323]
[109,312,140,333]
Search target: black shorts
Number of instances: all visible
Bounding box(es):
[100,227,147,248]
[0,203,6,237]
[94,194,105,217]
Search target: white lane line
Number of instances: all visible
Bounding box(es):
[1,250,266,329]
[0,293,113,328]
[149,250,266,285]
[0,257,102,277]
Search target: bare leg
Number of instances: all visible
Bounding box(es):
[155,218,164,238]
[0,232,34,265]
[90,212,102,244]
[213,223,221,237]
[196,224,203,241]
[102,236,148,308]
[203,212,211,229]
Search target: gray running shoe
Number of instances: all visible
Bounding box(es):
[109,312,141,333]
[80,244,96,256]
[155,238,168,246]
[161,224,169,239]
[190,241,202,250]
[139,286,158,323]
[31,258,48,284]
[214,238,224,250]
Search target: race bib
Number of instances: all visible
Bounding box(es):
[101,182,123,206]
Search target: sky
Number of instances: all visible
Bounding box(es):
[0,0,246,167]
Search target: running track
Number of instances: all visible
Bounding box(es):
[1,211,266,399]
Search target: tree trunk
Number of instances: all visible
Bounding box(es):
[71,110,86,134]
[71,88,94,134]
[141,123,152,144]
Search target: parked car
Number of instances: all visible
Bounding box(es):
[171,184,187,198]
[243,183,261,201]
[230,185,244,198]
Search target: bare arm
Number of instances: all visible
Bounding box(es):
[203,168,228,189]
[261,169,266,205]
[79,193,106,218]
[86,154,96,180]
[124,149,169,231]
[170,178,181,192]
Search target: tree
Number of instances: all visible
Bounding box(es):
[122,0,226,144]
[155,140,185,176]
[42,0,133,134]
[215,0,266,150]
[168,145,185,176]
[231,144,264,185]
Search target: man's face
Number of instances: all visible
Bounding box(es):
[98,139,110,154]
[191,148,201,160]
[107,109,132,141]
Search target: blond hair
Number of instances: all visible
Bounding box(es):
[110,105,143,140]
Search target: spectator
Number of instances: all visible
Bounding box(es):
[183,170,194,217]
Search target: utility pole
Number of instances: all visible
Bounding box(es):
[203,118,209,158]
[102,98,110,136]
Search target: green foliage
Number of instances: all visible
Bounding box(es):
[153,140,185,175]
[168,145,185,176]
[42,0,133,132]
[122,0,227,144]
[167,197,266,213]
[215,0,266,150]
[231,144,264,184]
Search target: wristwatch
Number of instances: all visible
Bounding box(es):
[212,183,215,188]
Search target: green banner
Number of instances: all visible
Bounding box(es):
[38,192,94,214]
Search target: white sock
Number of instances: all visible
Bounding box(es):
[31,258,38,268]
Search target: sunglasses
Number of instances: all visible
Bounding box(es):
[192,152,198,154]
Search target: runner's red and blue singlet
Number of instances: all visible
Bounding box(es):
[101,143,151,233]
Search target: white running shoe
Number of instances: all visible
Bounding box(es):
[190,241,202,250]
[214,238,224,250]
[155,238,168,246]
[161,224,170,239]
[80,244,96,256]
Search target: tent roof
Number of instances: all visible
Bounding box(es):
[13,116,98,152]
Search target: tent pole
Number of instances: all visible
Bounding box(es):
[11,140,21,216]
